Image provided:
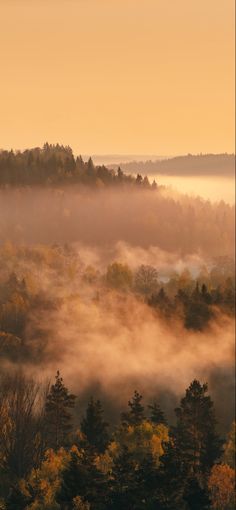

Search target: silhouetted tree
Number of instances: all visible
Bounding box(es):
[134,265,158,295]
[173,380,222,476]
[45,371,76,449]
[121,391,145,426]
[81,398,109,453]
[148,401,167,425]
[58,447,108,510]
[109,446,139,510]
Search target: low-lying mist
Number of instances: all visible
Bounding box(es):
[28,289,234,431]
[0,186,234,256]
[0,240,234,433]
[0,185,234,432]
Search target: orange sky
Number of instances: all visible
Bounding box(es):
[0,0,235,155]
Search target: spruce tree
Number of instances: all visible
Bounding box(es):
[159,380,222,509]
[121,390,145,426]
[158,438,187,510]
[136,452,160,508]
[80,398,109,453]
[110,446,139,510]
[45,371,76,449]
[58,446,108,510]
[173,379,222,475]
[148,401,167,425]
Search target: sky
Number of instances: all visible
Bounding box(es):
[0,0,235,155]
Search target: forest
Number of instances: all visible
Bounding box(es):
[110,154,235,177]
[0,145,155,189]
[0,242,235,509]
[0,146,235,509]
[0,370,235,510]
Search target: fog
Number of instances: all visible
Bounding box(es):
[0,239,234,432]
[0,186,234,256]
[28,288,234,430]
[147,175,235,205]
[0,184,234,431]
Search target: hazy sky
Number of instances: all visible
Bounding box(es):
[0,0,234,155]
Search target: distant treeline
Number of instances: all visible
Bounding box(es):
[0,144,156,188]
[110,153,235,177]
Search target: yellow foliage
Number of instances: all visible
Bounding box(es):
[95,450,114,475]
[73,496,90,509]
[114,421,169,464]
[208,463,235,510]
[223,422,235,469]
[25,448,71,509]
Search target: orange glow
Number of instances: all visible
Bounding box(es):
[0,0,234,154]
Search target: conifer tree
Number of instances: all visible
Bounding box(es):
[121,390,145,426]
[45,371,76,449]
[58,447,108,510]
[148,401,167,425]
[136,452,160,508]
[173,379,222,475]
[157,430,191,510]
[80,398,109,453]
[109,446,139,510]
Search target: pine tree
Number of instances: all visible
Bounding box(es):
[58,449,83,504]
[110,446,139,510]
[173,379,222,476]
[121,390,145,426]
[80,398,109,453]
[58,446,108,510]
[158,438,187,510]
[45,371,76,449]
[136,452,160,508]
[148,401,167,425]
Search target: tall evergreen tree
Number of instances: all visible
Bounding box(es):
[158,439,188,510]
[148,401,167,425]
[121,390,145,426]
[136,452,161,509]
[109,446,139,510]
[173,379,222,476]
[58,447,108,510]
[80,398,109,453]
[45,371,76,449]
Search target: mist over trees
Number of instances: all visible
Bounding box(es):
[0,145,235,509]
[0,243,234,365]
[110,153,235,177]
[0,186,234,257]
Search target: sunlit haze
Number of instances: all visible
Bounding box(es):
[0,0,235,154]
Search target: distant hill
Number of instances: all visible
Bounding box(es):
[109,154,235,177]
[0,144,156,188]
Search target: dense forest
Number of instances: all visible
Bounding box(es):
[0,145,234,509]
[0,187,234,256]
[0,243,234,365]
[110,154,235,177]
[0,242,234,423]
[0,144,155,188]
[0,370,235,510]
